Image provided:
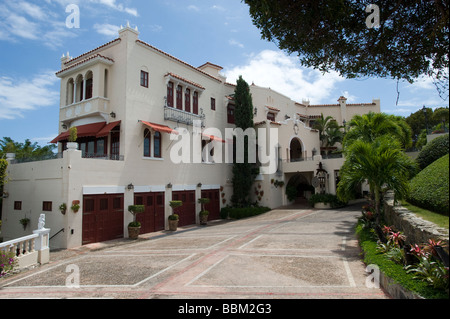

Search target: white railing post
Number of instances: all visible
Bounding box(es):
[32,214,50,265]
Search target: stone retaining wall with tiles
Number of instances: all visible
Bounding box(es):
[383,192,449,250]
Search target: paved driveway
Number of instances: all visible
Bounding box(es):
[0,203,389,299]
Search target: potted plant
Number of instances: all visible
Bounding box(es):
[59,203,67,215]
[19,217,30,230]
[67,127,78,150]
[128,205,145,239]
[168,201,182,231]
[71,200,80,213]
[198,198,210,225]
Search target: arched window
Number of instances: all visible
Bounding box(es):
[75,74,84,103]
[185,88,191,113]
[66,78,74,105]
[85,71,93,100]
[193,91,199,115]
[290,138,303,162]
[143,129,151,157]
[154,132,162,158]
[167,82,174,107]
[176,85,183,110]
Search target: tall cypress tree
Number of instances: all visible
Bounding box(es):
[231,76,256,207]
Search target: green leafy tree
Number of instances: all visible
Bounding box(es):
[231,76,256,207]
[337,136,417,225]
[0,137,57,160]
[244,0,449,88]
[432,107,449,131]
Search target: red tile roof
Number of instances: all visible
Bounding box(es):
[56,54,114,76]
[136,40,223,83]
[165,73,205,90]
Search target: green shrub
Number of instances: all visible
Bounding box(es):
[416,134,449,170]
[220,206,271,220]
[407,154,449,215]
[286,186,298,202]
[308,193,346,208]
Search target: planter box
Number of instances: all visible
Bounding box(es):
[314,202,332,209]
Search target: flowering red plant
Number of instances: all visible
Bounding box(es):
[424,239,443,257]
[382,225,393,234]
[410,244,429,259]
[387,231,406,246]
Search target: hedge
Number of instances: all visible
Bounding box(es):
[407,154,449,215]
[220,206,271,220]
[416,134,449,170]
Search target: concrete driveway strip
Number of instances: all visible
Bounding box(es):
[0,203,389,300]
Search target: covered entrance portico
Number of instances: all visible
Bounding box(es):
[285,172,315,204]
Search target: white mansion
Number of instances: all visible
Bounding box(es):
[1,25,380,249]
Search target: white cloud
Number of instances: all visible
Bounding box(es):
[224,50,345,104]
[3,13,40,40]
[92,0,139,16]
[94,23,120,37]
[187,5,200,12]
[229,39,244,48]
[211,5,225,11]
[0,1,77,48]
[0,71,59,120]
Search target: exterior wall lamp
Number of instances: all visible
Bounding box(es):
[166,183,172,189]
[127,183,134,190]
[110,112,116,118]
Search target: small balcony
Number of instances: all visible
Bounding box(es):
[61,97,110,122]
[164,106,205,127]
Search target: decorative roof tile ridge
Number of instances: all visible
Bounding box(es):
[266,106,280,112]
[64,38,121,66]
[56,54,114,75]
[165,72,205,90]
[136,40,222,83]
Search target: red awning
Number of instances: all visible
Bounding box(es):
[96,121,121,138]
[202,134,226,143]
[51,122,108,143]
[140,120,176,134]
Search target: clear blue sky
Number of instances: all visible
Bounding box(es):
[0,0,448,146]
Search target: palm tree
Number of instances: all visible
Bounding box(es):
[343,112,410,149]
[313,114,342,153]
[337,136,417,225]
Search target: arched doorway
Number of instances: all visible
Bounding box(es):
[286,173,315,204]
[290,138,303,162]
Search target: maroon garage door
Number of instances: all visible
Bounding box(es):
[134,192,165,234]
[201,189,220,221]
[83,194,124,245]
[172,190,196,227]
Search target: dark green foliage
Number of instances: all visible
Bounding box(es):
[220,206,271,220]
[408,154,449,215]
[0,137,57,161]
[231,76,256,207]
[308,193,346,208]
[285,186,298,202]
[416,134,449,170]
[244,0,449,84]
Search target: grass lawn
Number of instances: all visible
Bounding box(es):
[401,200,449,229]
